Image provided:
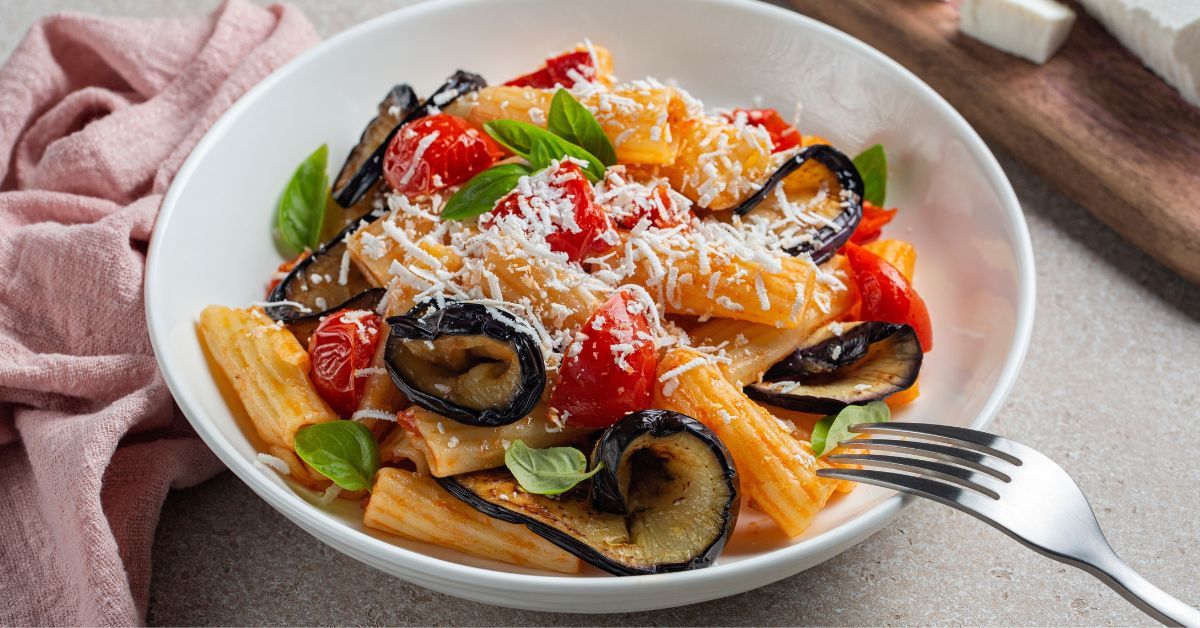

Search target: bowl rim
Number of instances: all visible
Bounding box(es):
[145,0,1035,599]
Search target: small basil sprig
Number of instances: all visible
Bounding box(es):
[294,420,380,491]
[484,120,606,182]
[547,88,617,167]
[810,401,891,458]
[441,163,532,221]
[504,439,601,495]
[275,144,329,254]
[852,144,887,206]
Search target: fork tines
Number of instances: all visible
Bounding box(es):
[815,422,1026,505]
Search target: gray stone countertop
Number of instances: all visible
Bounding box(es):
[6,0,1199,625]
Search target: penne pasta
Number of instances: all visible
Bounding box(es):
[364,468,582,574]
[399,405,589,477]
[655,347,838,537]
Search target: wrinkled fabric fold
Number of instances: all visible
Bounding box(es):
[0,2,319,624]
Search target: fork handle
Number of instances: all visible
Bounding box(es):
[1078,545,1200,627]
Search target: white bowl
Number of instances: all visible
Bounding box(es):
[146,0,1035,613]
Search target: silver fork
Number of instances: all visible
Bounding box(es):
[815,422,1200,627]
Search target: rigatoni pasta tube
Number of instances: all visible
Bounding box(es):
[364,468,581,574]
[400,406,589,477]
[655,348,837,537]
[445,84,679,166]
[198,306,337,447]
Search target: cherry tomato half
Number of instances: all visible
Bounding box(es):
[725,108,802,153]
[382,114,505,197]
[848,201,899,245]
[308,309,384,417]
[551,291,658,429]
[505,51,595,89]
[844,242,933,352]
[486,161,616,262]
[607,179,693,230]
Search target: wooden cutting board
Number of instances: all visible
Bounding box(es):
[786,0,1200,284]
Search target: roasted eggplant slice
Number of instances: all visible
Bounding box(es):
[438,410,739,575]
[332,71,487,208]
[331,84,420,208]
[731,144,863,264]
[745,321,922,414]
[384,301,545,427]
[282,288,386,350]
[264,213,382,325]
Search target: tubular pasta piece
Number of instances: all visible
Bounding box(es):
[654,348,838,537]
[364,468,581,574]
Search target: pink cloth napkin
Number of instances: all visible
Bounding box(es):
[0,2,319,624]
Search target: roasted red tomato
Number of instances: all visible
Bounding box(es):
[308,309,384,417]
[605,175,693,230]
[266,252,307,296]
[844,242,933,351]
[486,161,616,262]
[724,108,802,153]
[505,51,595,89]
[382,114,505,197]
[551,292,658,429]
[849,201,899,245]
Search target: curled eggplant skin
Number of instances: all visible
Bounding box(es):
[332,84,420,208]
[437,410,740,576]
[731,144,864,264]
[747,321,923,414]
[332,71,488,208]
[384,300,545,427]
[264,212,383,325]
[282,288,386,350]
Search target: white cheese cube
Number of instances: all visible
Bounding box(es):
[959,0,1077,64]
[1076,0,1200,108]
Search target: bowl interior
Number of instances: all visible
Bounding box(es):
[147,0,1033,607]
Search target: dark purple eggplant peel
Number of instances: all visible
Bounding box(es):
[384,300,545,427]
[332,71,487,208]
[745,321,922,414]
[263,213,384,335]
[731,144,864,264]
[437,410,739,576]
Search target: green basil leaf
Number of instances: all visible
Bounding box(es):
[504,439,602,495]
[810,401,891,458]
[441,163,531,221]
[483,119,605,182]
[275,144,329,254]
[294,420,380,491]
[547,89,617,166]
[852,144,887,206]
[483,119,540,156]
[527,135,559,172]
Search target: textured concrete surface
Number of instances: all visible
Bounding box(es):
[7,1,1200,625]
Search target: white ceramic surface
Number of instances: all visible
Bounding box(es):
[145,0,1035,613]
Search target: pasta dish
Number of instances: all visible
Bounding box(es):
[198,43,933,575]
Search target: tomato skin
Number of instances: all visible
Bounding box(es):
[609,182,692,230]
[849,202,898,245]
[308,310,384,417]
[505,51,594,89]
[844,242,933,351]
[551,292,657,429]
[487,161,616,262]
[382,114,504,197]
[725,108,802,153]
